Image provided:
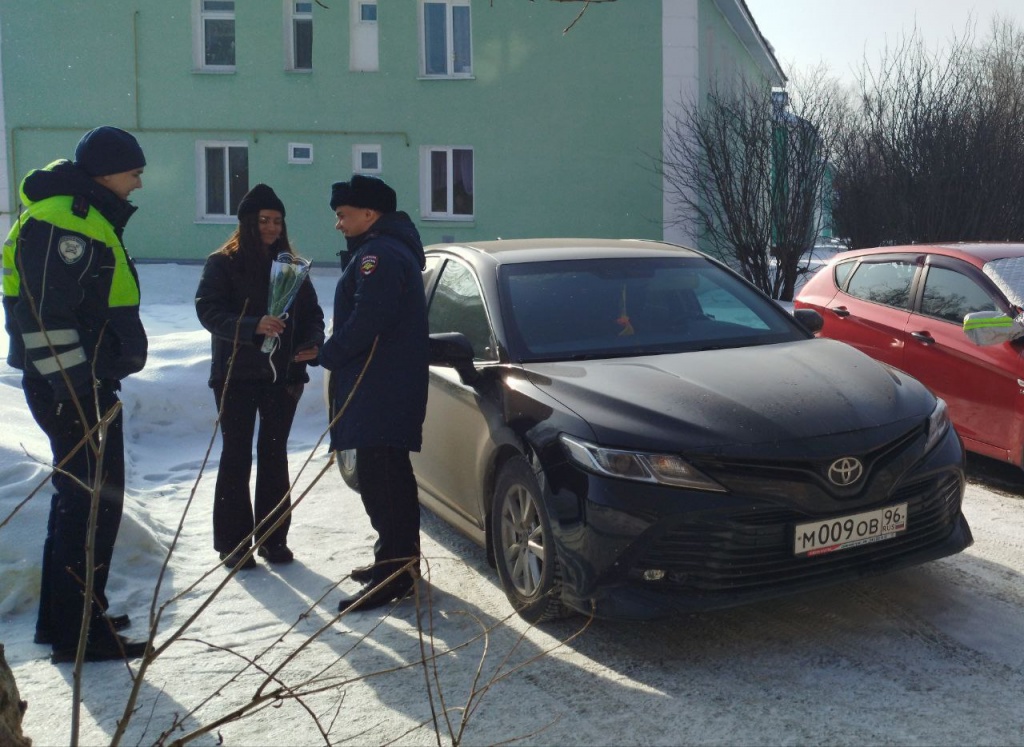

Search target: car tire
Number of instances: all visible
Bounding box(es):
[337,449,359,492]
[491,457,569,623]
[326,371,360,493]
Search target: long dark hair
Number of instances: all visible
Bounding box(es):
[214,213,297,276]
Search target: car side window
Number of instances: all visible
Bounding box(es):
[844,260,915,309]
[422,255,443,292]
[834,260,855,289]
[428,259,496,360]
[920,265,998,323]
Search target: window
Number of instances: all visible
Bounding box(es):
[421,146,473,219]
[360,2,378,21]
[289,143,313,164]
[984,257,1024,307]
[500,259,797,362]
[844,260,915,309]
[286,1,313,71]
[197,141,248,221]
[920,266,997,323]
[833,259,856,289]
[420,1,472,77]
[350,1,379,71]
[429,260,495,360]
[353,145,381,175]
[195,0,235,71]
[423,254,443,293]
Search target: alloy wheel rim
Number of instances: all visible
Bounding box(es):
[500,483,544,597]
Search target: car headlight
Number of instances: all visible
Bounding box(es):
[559,434,727,492]
[924,397,951,454]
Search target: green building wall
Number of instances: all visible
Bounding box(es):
[1,1,666,263]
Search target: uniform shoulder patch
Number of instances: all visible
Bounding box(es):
[360,254,379,276]
[57,235,87,264]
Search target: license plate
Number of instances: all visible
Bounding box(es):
[794,503,907,557]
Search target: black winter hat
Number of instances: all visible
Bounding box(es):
[237,183,286,219]
[74,126,146,177]
[330,174,397,213]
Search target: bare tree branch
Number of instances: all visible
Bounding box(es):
[662,72,846,299]
[833,19,1024,246]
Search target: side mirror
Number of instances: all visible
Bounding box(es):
[429,332,480,385]
[793,308,824,335]
[963,311,1024,346]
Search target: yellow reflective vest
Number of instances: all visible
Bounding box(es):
[2,160,147,398]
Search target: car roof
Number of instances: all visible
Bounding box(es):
[423,238,706,265]
[833,242,1024,265]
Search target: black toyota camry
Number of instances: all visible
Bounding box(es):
[334,238,973,622]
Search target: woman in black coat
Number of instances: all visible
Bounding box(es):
[195,184,325,569]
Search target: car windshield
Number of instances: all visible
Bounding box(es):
[499,256,807,362]
[983,256,1024,308]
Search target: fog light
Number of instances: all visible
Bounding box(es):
[642,569,666,581]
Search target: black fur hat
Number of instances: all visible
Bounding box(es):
[329,175,397,213]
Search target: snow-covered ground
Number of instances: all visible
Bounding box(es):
[1,263,1023,746]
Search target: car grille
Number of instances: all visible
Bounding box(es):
[689,425,925,504]
[633,472,963,594]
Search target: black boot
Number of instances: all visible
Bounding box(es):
[337,577,414,613]
[35,613,130,645]
[51,632,148,663]
[349,563,375,584]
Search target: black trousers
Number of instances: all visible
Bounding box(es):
[213,382,299,553]
[24,376,124,650]
[355,446,421,583]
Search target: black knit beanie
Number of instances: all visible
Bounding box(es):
[329,174,397,213]
[74,126,146,177]
[237,183,286,219]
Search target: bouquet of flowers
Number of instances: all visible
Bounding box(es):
[261,252,312,354]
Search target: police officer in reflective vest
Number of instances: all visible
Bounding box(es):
[2,126,150,662]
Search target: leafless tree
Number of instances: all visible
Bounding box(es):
[832,19,1024,247]
[663,71,848,300]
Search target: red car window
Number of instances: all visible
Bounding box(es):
[845,260,915,309]
[920,265,999,322]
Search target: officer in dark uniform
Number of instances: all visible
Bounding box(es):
[2,126,150,662]
[321,175,429,612]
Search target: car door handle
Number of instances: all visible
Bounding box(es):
[829,306,851,317]
[910,331,935,344]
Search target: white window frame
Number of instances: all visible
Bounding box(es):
[349,1,380,72]
[353,144,382,175]
[196,140,249,223]
[358,2,378,23]
[285,0,313,72]
[418,0,473,79]
[288,143,314,164]
[420,145,474,221]
[193,0,236,73]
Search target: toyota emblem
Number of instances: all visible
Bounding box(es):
[827,457,864,486]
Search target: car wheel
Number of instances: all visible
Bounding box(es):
[325,369,360,493]
[337,449,359,492]
[491,457,569,623]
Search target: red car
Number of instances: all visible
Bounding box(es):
[795,243,1024,468]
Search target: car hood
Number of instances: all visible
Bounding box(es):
[523,338,933,455]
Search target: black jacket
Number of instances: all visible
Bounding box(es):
[321,212,429,451]
[2,160,147,399]
[195,249,325,387]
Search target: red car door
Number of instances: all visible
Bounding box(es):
[799,255,918,371]
[902,260,1024,463]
